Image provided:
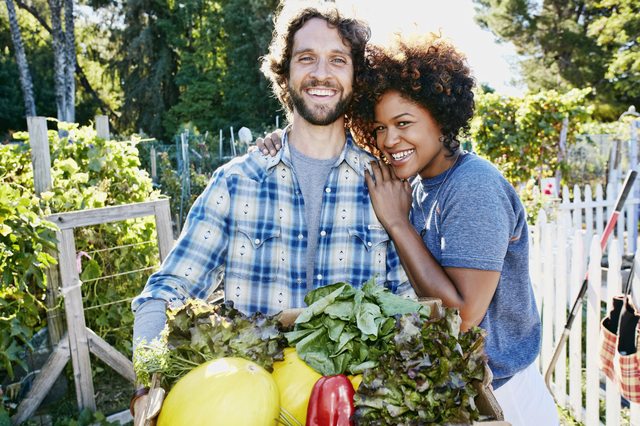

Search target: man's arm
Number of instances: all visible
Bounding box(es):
[132,168,232,314]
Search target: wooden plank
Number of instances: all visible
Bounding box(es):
[28,116,51,196]
[106,409,132,425]
[584,184,593,251]
[595,184,604,238]
[150,146,157,181]
[95,115,110,140]
[11,334,71,425]
[605,243,621,426]
[569,230,584,421]
[540,220,554,372]
[58,229,96,411]
[87,328,136,383]
[48,199,167,230]
[553,214,568,407]
[154,199,174,262]
[585,236,601,425]
[631,402,640,426]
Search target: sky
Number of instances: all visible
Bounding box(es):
[335,0,526,96]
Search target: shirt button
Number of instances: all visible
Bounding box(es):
[316,274,323,280]
[320,230,327,236]
[367,241,372,247]
[297,278,302,284]
[254,238,261,245]
[325,187,331,193]
[298,234,304,240]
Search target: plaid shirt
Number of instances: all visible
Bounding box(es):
[133,132,411,315]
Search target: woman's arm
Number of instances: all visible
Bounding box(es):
[365,161,499,331]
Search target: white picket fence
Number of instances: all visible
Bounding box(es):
[556,181,640,256]
[531,182,640,425]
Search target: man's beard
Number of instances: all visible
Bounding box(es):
[288,81,352,126]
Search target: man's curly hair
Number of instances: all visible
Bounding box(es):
[260,2,371,115]
[350,34,475,157]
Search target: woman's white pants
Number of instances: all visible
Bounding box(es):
[492,362,560,426]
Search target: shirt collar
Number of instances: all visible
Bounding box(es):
[266,126,366,176]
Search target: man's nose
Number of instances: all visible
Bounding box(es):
[310,58,330,80]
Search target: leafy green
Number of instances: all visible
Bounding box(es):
[285,279,430,376]
[353,311,487,425]
[133,299,287,388]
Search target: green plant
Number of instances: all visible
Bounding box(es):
[1,121,160,398]
[471,88,593,188]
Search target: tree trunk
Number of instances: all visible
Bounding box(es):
[4,0,36,117]
[48,0,67,122]
[63,0,75,122]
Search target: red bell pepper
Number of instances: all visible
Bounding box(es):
[305,374,355,426]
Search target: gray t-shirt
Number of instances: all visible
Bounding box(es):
[289,143,338,291]
[411,151,541,389]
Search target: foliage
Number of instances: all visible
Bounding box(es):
[471,88,593,188]
[285,280,431,376]
[518,179,559,224]
[353,313,487,425]
[0,186,57,378]
[117,0,280,140]
[0,122,159,384]
[0,3,122,138]
[0,6,56,136]
[133,299,287,388]
[473,0,640,120]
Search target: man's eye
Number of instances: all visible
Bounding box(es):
[332,57,347,64]
[299,56,314,62]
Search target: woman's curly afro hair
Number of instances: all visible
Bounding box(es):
[350,34,475,157]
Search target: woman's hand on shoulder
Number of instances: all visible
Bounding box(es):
[255,129,283,156]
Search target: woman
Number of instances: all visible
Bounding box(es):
[259,34,559,425]
[356,34,558,425]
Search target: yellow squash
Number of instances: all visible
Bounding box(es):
[272,347,322,424]
[157,357,280,426]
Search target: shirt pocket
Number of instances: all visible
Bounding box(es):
[345,225,390,284]
[227,224,281,282]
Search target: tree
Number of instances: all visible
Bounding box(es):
[219,0,280,130]
[48,0,76,122]
[116,0,181,138]
[4,0,36,117]
[473,0,639,120]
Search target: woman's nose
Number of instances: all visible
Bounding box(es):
[384,128,400,148]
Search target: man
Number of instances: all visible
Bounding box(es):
[130,3,412,418]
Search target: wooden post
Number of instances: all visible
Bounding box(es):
[28,116,51,195]
[150,145,157,182]
[154,199,174,261]
[95,115,110,140]
[57,228,96,411]
[27,116,64,345]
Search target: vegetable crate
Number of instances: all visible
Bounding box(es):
[278,299,509,426]
[140,298,510,425]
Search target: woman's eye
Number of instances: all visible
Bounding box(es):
[397,121,410,128]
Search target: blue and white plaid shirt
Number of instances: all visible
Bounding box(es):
[133,131,411,315]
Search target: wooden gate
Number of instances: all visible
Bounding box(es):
[11,199,173,424]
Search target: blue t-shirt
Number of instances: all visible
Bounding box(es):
[410,151,541,389]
